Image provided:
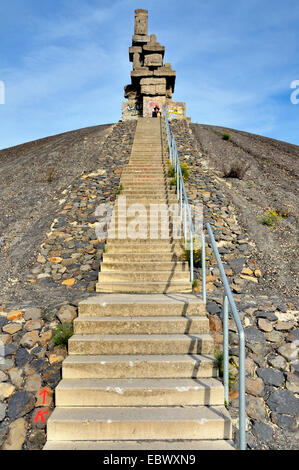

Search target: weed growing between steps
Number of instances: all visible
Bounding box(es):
[113,184,123,198]
[168,160,190,187]
[214,349,238,395]
[52,323,74,348]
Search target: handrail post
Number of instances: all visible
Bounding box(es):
[201,233,206,304]
[206,222,246,450]
[176,158,179,201]
[184,201,187,242]
[179,175,183,218]
[190,230,194,283]
[239,330,246,450]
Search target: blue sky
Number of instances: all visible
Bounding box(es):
[0,0,298,150]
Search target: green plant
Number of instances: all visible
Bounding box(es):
[192,279,198,288]
[170,177,177,187]
[182,247,203,268]
[260,210,280,229]
[214,349,238,388]
[180,162,190,181]
[167,162,190,186]
[222,132,232,141]
[113,184,123,197]
[52,323,73,347]
[167,164,175,178]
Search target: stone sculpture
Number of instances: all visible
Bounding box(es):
[122,9,185,120]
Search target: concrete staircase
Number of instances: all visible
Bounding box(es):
[44,118,233,450]
[96,118,191,294]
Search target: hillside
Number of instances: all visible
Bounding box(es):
[0,122,136,307]
[174,122,298,301]
[0,119,298,451]
[0,120,298,307]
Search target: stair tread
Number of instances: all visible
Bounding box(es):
[47,405,231,422]
[63,354,215,363]
[80,293,204,303]
[70,333,212,340]
[97,281,192,284]
[75,316,207,321]
[56,377,223,390]
[43,439,234,450]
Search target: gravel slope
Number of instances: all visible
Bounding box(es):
[0,125,113,305]
[191,123,299,300]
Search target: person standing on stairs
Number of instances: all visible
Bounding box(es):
[152,105,160,118]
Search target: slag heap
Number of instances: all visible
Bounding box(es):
[122,9,185,120]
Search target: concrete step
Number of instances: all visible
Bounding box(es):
[122,183,168,189]
[102,253,183,263]
[46,406,232,441]
[115,196,177,202]
[120,180,167,185]
[121,192,174,197]
[78,294,207,318]
[106,232,179,240]
[96,281,192,294]
[109,213,177,220]
[106,238,182,245]
[122,168,165,173]
[68,334,214,355]
[100,261,188,272]
[122,174,165,179]
[108,221,179,231]
[106,238,182,246]
[43,439,235,450]
[97,271,190,283]
[104,245,183,254]
[125,164,166,169]
[128,158,163,162]
[73,316,209,335]
[55,378,224,407]
[120,175,165,179]
[114,199,177,206]
[62,353,217,379]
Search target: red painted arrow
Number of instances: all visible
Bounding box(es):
[34,409,50,423]
[39,389,50,405]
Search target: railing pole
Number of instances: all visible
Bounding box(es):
[239,331,246,450]
[223,295,229,405]
[206,222,246,450]
[176,158,179,201]
[179,175,183,218]
[190,230,194,283]
[184,201,187,242]
[201,233,206,304]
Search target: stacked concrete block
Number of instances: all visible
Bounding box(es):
[122,9,181,120]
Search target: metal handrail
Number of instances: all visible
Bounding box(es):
[206,223,246,450]
[163,105,206,292]
[163,107,246,450]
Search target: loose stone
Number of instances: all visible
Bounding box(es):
[256,368,284,387]
[7,390,35,420]
[1,418,27,450]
